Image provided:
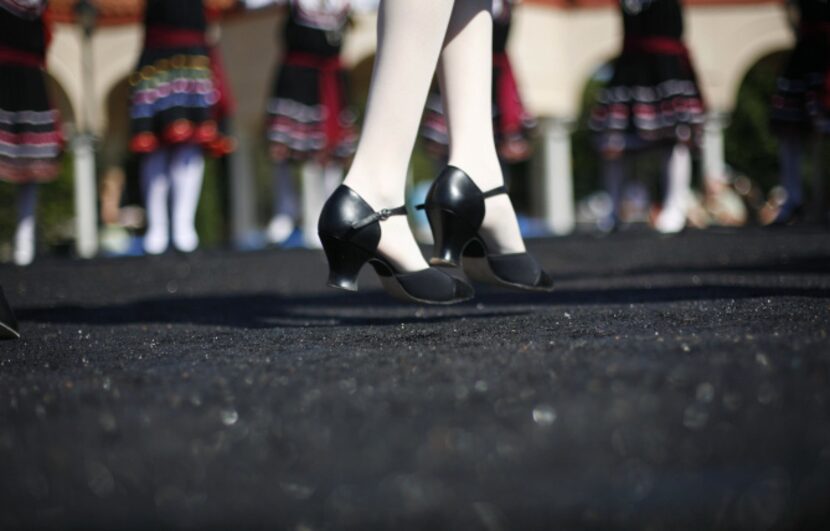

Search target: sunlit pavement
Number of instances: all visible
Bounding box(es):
[1,227,829,530]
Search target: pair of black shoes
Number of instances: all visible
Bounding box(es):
[0,285,20,340]
[318,166,554,304]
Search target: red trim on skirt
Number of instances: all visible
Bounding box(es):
[283,52,345,151]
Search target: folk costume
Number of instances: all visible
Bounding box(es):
[769,0,830,224]
[589,0,705,233]
[0,0,62,265]
[258,0,359,247]
[129,0,234,254]
[420,0,535,164]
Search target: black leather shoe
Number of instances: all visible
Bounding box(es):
[0,285,20,340]
[420,166,554,292]
[318,185,474,305]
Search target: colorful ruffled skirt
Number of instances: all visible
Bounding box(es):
[420,52,536,163]
[265,52,358,163]
[128,28,231,155]
[0,58,62,183]
[589,37,706,152]
[770,25,830,135]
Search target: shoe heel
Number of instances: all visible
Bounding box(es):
[320,234,372,291]
[425,208,477,267]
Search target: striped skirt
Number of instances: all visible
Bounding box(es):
[0,63,62,183]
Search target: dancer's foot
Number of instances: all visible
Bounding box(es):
[478,194,527,254]
[266,214,295,245]
[13,217,35,266]
[768,201,803,227]
[172,227,199,253]
[143,228,169,255]
[423,166,553,291]
[654,204,687,234]
[318,185,473,304]
[341,184,431,274]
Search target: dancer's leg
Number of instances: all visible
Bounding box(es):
[169,144,205,252]
[267,160,298,244]
[142,148,172,254]
[301,160,325,249]
[342,0,455,272]
[601,153,625,231]
[322,162,343,196]
[13,183,37,266]
[777,132,804,218]
[439,0,524,253]
[655,143,691,233]
[809,133,825,222]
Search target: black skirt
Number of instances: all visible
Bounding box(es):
[265,57,358,163]
[0,63,63,183]
[770,28,830,135]
[128,44,219,154]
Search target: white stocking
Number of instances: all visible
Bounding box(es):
[267,161,298,244]
[141,148,171,254]
[342,0,455,272]
[170,144,205,252]
[13,183,37,266]
[655,144,691,233]
[301,161,325,249]
[440,0,525,253]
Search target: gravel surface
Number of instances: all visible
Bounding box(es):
[1,227,829,530]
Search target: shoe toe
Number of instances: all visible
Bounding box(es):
[536,269,555,291]
[453,277,475,301]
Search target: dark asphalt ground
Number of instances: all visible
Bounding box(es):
[1,227,829,530]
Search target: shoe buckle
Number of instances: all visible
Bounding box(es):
[378,209,392,221]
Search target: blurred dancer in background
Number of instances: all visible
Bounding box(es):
[589,0,705,233]
[0,0,62,266]
[421,0,535,175]
[129,0,234,255]
[247,0,361,248]
[769,0,830,225]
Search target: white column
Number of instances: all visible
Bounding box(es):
[703,112,730,188]
[541,117,575,235]
[228,127,260,249]
[72,134,98,258]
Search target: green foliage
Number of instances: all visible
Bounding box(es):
[572,75,605,201]
[724,52,785,192]
[195,156,228,247]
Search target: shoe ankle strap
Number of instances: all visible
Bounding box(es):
[350,205,408,233]
[482,185,508,199]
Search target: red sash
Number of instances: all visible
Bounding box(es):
[0,46,43,68]
[493,52,524,135]
[145,26,206,49]
[623,36,688,56]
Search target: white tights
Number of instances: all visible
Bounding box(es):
[602,144,691,233]
[13,183,37,266]
[141,144,205,254]
[655,144,691,233]
[342,0,525,272]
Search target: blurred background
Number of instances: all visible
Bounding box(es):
[0,0,823,262]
